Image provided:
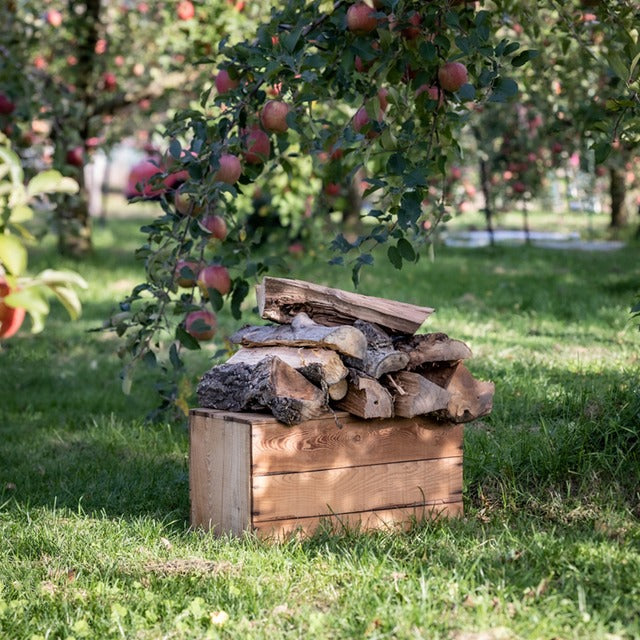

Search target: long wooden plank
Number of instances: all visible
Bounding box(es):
[189,414,251,535]
[251,415,463,475]
[252,457,462,522]
[257,276,434,335]
[254,501,463,539]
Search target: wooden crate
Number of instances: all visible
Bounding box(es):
[189,408,463,538]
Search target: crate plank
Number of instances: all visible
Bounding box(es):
[251,416,463,475]
[254,501,463,538]
[252,456,462,522]
[189,414,251,535]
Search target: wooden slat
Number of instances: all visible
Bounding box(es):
[189,414,251,535]
[252,457,462,522]
[251,415,463,475]
[254,501,463,539]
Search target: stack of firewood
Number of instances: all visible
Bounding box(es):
[197,277,494,426]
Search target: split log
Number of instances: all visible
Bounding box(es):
[336,371,394,419]
[394,333,472,369]
[343,321,410,379]
[230,312,366,359]
[386,371,451,419]
[328,378,348,401]
[226,346,348,387]
[421,363,494,423]
[197,356,328,426]
[256,276,434,335]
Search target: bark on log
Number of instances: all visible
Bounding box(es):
[226,346,348,387]
[386,371,451,419]
[420,363,494,423]
[197,357,328,426]
[230,312,367,359]
[256,276,434,334]
[393,333,472,369]
[343,320,410,379]
[336,370,394,419]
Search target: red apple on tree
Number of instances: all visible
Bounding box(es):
[213,154,242,184]
[175,259,202,288]
[46,9,63,27]
[0,278,26,340]
[353,106,382,139]
[416,84,444,108]
[242,126,270,164]
[174,189,202,216]
[0,93,16,115]
[197,264,232,296]
[102,72,117,91]
[185,309,217,341]
[324,182,341,197]
[438,61,469,92]
[201,214,228,240]
[260,100,290,133]
[215,69,239,94]
[347,3,378,34]
[177,0,195,21]
[66,146,84,167]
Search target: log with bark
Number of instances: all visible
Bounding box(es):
[393,333,472,368]
[385,371,451,419]
[336,370,394,419]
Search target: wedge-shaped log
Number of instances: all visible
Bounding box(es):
[343,320,409,379]
[387,371,451,419]
[394,333,472,369]
[197,356,328,426]
[336,371,394,419]
[256,276,434,335]
[421,363,494,423]
[226,346,348,387]
[231,312,366,359]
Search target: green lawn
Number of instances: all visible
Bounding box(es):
[1,213,639,639]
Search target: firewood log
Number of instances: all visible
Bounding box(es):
[393,333,472,369]
[336,370,394,419]
[385,371,451,419]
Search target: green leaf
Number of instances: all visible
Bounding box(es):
[4,286,49,333]
[231,279,249,321]
[176,325,201,350]
[397,238,416,261]
[0,234,28,275]
[593,141,611,165]
[169,138,182,159]
[49,285,82,320]
[35,269,88,289]
[27,170,79,197]
[458,83,476,101]
[9,205,33,223]
[511,49,538,67]
[387,245,403,270]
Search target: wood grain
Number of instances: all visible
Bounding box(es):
[189,414,251,535]
[251,415,463,475]
[252,456,462,522]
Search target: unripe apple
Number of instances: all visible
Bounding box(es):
[198,264,232,296]
[177,0,195,21]
[438,61,468,92]
[66,146,84,167]
[175,259,202,288]
[174,189,202,216]
[46,9,63,27]
[347,3,378,34]
[0,277,26,339]
[215,69,239,94]
[185,309,217,341]
[260,100,290,133]
[201,214,228,240]
[242,126,270,164]
[0,93,16,115]
[214,154,242,184]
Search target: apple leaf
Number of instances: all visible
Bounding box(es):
[4,285,50,334]
[0,234,28,275]
[176,325,201,350]
[34,269,88,290]
[49,285,83,320]
[9,204,33,224]
[27,170,79,197]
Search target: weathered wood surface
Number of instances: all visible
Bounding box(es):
[421,363,494,423]
[336,371,394,419]
[256,276,434,335]
[343,321,410,378]
[394,333,472,368]
[231,312,367,359]
[197,356,328,426]
[252,456,463,522]
[387,371,451,418]
[327,378,348,401]
[226,346,348,387]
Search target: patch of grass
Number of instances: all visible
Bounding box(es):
[1,214,639,639]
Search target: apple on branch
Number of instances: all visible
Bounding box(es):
[213,154,242,184]
[215,69,239,94]
[197,264,232,297]
[0,93,16,115]
[177,0,195,21]
[175,259,203,288]
[200,215,228,240]
[185,309,217,341]
[0,277,26,339]
[242,126,270,164]
[347,3,378,35]
[438,61,468,92]
[260,100,290,134]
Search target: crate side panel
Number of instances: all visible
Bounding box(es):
[252,416,463,475]
[252,456,462,522]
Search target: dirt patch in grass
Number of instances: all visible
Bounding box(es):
[143,557,240,577]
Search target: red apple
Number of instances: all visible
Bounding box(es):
[288,242,305,255]
[66,146,84,167]
[201,214,228,240]
[215,69,239,94]
[552,142,563,154]
[175,259,202,288]
[198,264,231,296]
[260,100,290,133]
[347,3,378,34]
[401,12,421,39]
[102,72,117,91]
[513,181,526,194]
[214,154,242,184]
[46,9,63,27]
[0,278,26,340]
[438,61,468,92]
[185,309,217,341]
[0,93,16,115]
[324,183,341,197]
[377,87,389,111]
[177,0,195,21]
[242,126,270,164]
[353,106,381,138]
[416,84,444,108]
[450,166,462,181]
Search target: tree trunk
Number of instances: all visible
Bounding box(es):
[609,166,630,228]
[479,157,495,245]
[58,185,93,258]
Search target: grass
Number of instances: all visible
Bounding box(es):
[1,209,639,639]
